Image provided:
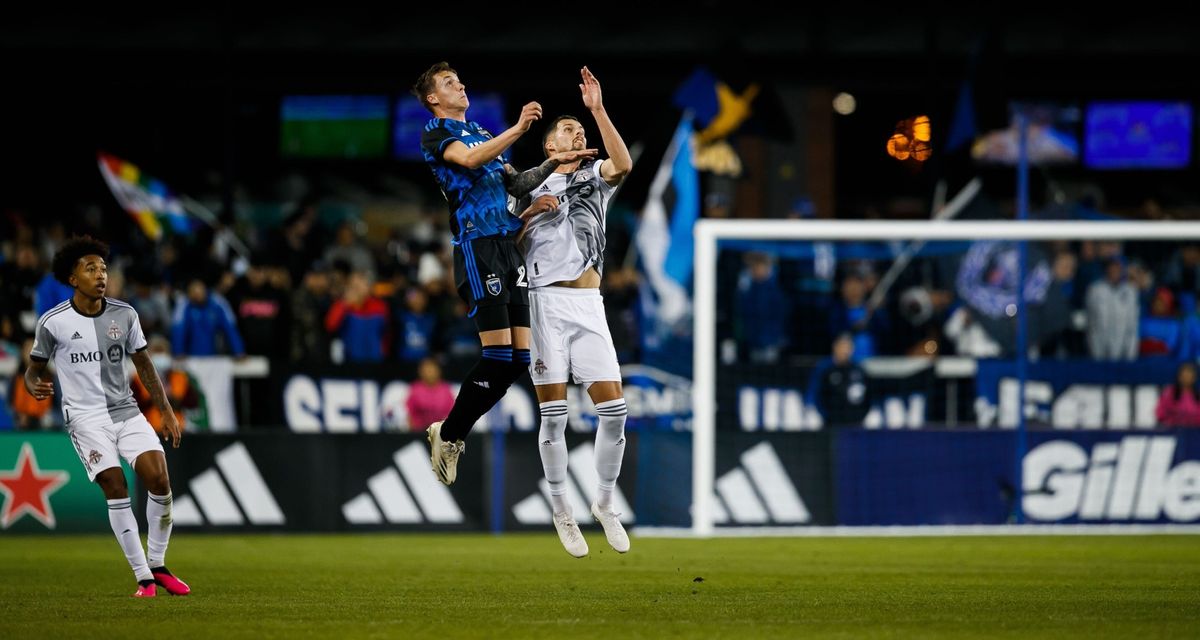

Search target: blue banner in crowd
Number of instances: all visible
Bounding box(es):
[974,359,1180,429]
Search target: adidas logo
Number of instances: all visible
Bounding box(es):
[512,442,634,525]
[343,442,463,524]
[474,381,490,389]
[172,442,285,526]
[71,332,83,340]
[711,442,810,525]
[538,185,551,192]
[461,129,471,137]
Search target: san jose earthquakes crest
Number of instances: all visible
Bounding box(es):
[486,276,502,296]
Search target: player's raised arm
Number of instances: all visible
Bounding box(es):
[580,66,631,185]
[442,101,544,170]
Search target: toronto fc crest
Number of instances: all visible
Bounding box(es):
[107,321,122,341]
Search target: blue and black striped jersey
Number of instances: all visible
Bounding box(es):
[421,118,522,243]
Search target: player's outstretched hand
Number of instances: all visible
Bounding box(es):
[160,411,183,448]
[549,148,599,165]
[580,66,603,112]
[517,102,543,132]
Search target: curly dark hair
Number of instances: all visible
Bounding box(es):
[411,61,456,114]
[52,235,110,286]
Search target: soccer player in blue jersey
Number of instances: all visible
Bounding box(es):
[411,62,596,484]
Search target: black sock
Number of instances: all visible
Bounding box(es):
[441,346,514,441]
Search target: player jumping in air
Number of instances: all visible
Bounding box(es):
[411,61,595,484]
[519,66,633,557]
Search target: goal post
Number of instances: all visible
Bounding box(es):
[692,219,1200,537]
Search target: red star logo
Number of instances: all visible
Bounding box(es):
[0,443,70,529]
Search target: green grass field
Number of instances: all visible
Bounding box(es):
[1,534,1197,638]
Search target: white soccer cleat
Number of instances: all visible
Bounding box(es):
[427,421,465,485]
[552,512,589,558]
[591,503,630,553]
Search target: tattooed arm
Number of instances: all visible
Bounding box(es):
[131,350,182,448]
[504,160,557,198]
[504,148,599,197]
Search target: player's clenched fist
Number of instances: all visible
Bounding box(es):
[517,102,543,131]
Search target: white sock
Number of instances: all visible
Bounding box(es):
[538,400,570,516]
[107,498,152,582]
[145,492,173,569]
[593,398,627,511]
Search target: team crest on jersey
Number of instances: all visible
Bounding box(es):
[534,359,547,375]
[107,321,122,341]
[574,170,592,183]
[486,277,502,296]
[88,450,102,465]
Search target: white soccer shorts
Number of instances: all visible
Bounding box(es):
[528,286,621,386]
[67,414,164,482]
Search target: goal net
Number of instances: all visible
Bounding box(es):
[689,219,1200,535]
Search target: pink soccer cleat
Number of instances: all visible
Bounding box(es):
[133,581,157,598]
[151,567,191,596]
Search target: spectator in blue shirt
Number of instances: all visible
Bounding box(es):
[1139,286,1184,359]
[829,272,887,359]
[324,271,390,363]
[395,287,435,364]
[171,277,246,357]
[734,252,791,364]
[34,271,74,316]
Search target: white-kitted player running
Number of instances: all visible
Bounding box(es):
[25,235,190,598]
[518,66,633,557]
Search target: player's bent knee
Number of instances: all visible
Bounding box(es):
[145,475,172,495]
[586,381,624,405]
[95,468,130,499]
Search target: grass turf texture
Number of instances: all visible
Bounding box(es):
[1,534,1196,638]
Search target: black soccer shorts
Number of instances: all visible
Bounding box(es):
[453,235,530,331]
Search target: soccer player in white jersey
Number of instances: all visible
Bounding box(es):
[25,236,190,598]
[518,66,632,557]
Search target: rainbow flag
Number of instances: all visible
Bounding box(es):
[97,152,193,241]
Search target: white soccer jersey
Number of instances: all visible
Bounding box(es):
[30,298,148,429]
[522,159,616,288]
